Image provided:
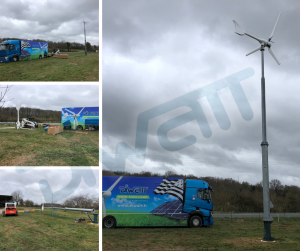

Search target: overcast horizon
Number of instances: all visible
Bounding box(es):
[0,168,99,204]
[1,85,99,111]
[102,0,300,187]
[0,0,99,46]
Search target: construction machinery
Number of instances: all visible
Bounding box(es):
[51,49,60,56]
[21,117,38,129]
[2,202,18,217]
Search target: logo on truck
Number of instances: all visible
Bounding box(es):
[119,184,148,194]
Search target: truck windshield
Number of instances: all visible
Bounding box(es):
[0,44,9,51]
[6,203,15,207]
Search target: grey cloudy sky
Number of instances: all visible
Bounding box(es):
[2,85,99,111]
[0,168,99,204]
[0,0,99,46]
[102,0,300,187]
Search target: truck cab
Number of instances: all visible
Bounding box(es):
[0,40,20,63]
[183,179,213,227]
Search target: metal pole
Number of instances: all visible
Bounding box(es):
[261,44,274,241]
[84,22,87,56]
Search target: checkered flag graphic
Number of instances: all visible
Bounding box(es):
[21,41,31,50]
[153,178,184,202]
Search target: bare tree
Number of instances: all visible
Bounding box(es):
[11,190,24,205]
[63,194,94,209]
[0,85,13,108]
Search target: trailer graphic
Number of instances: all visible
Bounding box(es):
[0,40,48,63]
[102,176,214,228]
[61,107,99,130]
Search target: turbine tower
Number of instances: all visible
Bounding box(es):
[233,12,282,242]
[83,19,88,56]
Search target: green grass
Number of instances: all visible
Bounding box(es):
[0,52,99,81]
[0,208,99,250]
[0,128,99,166]
[102,217,300,251]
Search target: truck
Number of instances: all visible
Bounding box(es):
[0,40,48,63]
[102,176,213,228]
[2,202,18,217]
[61,107,99,131]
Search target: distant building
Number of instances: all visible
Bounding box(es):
[0,195,13,207]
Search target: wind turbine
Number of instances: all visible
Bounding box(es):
[64,107,85,130]
[102,176,122,217]
[233,13,281,242]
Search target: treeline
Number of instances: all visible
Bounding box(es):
[16,195,99,210]
[0,106,61,123]
[0,37,99,52]
[103,170,300,213]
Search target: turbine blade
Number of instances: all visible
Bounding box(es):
[65,109,75,115]
[77,107,85,115]
[246,46,261,56]
[233,20,245,35]
[268,47,280,65]
[107,176,123,192]
[269,12,281,41]
[245,33,264,43]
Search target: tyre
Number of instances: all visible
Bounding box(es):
[189,215,202,228]
[76,125,83,130]
[102,216,116,229]
[39,55,42,59]
[16,211,18,216]
[12,56,18,62]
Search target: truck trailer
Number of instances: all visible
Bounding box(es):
[0,40,48,63]
[61,107,99,131]
[102,176,213,228]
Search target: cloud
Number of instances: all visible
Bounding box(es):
[102,0,300,187]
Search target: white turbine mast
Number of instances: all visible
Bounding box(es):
[233,12,281,64]
[102,176,123,217]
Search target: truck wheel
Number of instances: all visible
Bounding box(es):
[12,56,18,62]
[103,216,116,229]
[189,215,202,228]
[76,125,83,130]
[39,55,42,59]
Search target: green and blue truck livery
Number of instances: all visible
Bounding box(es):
[0,40,48,63]
[61,107,99,130]
[102,176,214,228]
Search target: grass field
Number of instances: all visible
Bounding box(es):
[102,217,300,251]
[0,127,99,166]
[0,208,99,250]
[0,52,99,81]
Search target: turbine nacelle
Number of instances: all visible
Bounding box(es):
[102,191,112,198]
